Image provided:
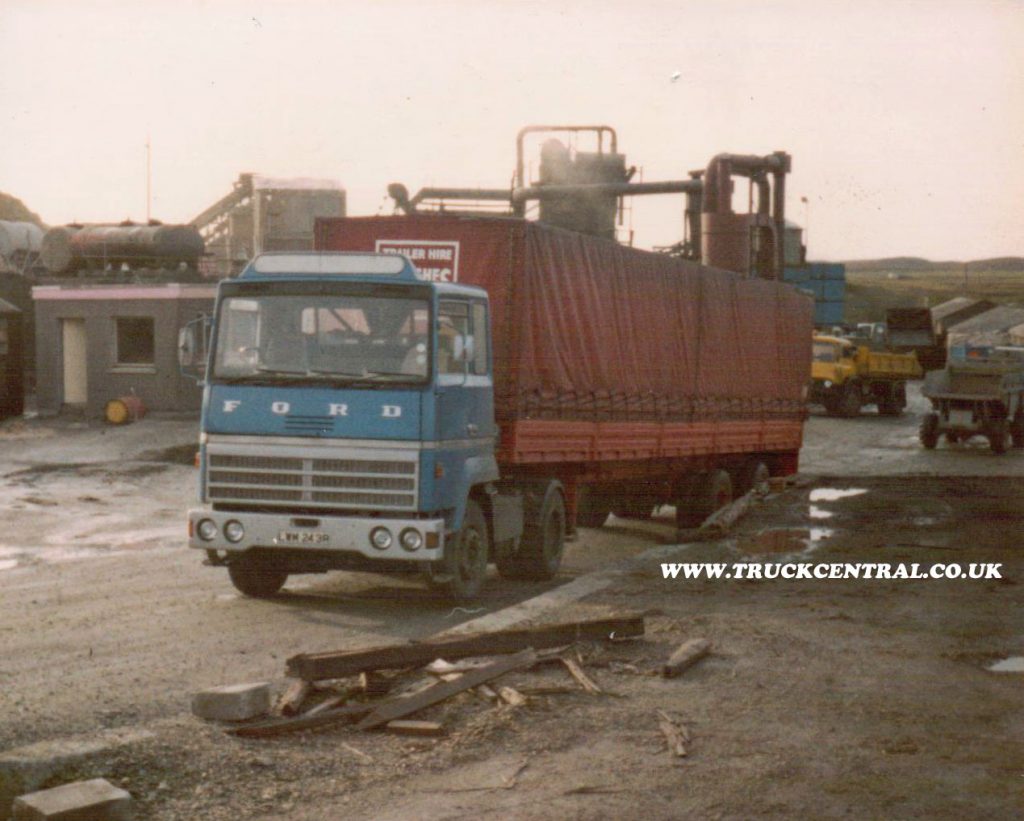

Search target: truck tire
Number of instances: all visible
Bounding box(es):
[838,383,862,418]
[676,470,733,529]
[737,460,771,495]
[497,484,565,581]
[1011,415,1024,449]
[227,552,288,598]
[919,413,940,450]
[435,499,490,599]
[576,485,612,529]
[987,421,1008,455]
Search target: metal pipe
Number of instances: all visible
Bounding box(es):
[512,179,701,204]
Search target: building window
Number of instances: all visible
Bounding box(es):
[115,317,155,366]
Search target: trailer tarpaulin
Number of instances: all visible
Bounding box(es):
[316,215,812,426]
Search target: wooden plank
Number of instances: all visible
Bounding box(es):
[356,649,537,731]
[661,638,711,679]
[385,720,446,737]
[226,702,372,738]
[560,658,603,694]
[287,616,643,682]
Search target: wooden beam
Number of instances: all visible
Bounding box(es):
[661,638,711,679]
[356,649,536,731]
[287,616,643,682]
[226,702,371,738]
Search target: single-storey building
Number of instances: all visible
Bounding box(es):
[33,282,215,417]
[0,297,25,419]
[930,297,997,336]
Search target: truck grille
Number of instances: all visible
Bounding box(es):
[205,443,419,511]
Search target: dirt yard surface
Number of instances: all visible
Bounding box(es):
[0,406,1021,819]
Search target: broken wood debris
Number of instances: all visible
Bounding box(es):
[273,680,311,717]
[560,657,603,694]
[356,649,537,730]
[661,638,711,679]
[656,709,690,757]
[385,720,446,737]
[227,702,372,738]
[497,685,527,707]
[287,616,644,681]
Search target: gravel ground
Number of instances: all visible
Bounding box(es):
[0,400,1021,819]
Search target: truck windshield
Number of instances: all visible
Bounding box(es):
[812,341,839,363]
[212,293,430,384]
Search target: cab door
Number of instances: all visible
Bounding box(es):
[435,298,494,445]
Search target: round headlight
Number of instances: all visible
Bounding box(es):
[400,528,423,552]
[197,519,218,542]
[224,521,245,543]
[370,527,393,550]
[823,380,832,388]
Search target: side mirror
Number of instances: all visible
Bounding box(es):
[178,315,212,383]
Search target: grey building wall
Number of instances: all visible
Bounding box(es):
[33,285,215,417]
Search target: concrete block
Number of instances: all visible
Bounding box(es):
[0,728,153,817]
[12,778,131,820]
[191,681,271,722]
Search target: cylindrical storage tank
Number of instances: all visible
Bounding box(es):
[701,212,752,275]
[0,221,44,260]
[42,223,204,273]
[40,226,80,273]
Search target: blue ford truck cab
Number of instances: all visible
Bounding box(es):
[186,251,547,599]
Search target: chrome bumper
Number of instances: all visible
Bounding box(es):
[187,508,445,561]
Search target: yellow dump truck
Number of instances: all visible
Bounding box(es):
[810,334,923,417]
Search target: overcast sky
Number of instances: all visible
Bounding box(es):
[2,0,1021,260]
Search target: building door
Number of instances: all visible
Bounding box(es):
[61,318,88,405]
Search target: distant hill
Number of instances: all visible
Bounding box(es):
[0,192,44,226]
[844,256,1024,273]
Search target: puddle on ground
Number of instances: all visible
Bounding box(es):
[987,657,1024,673]
[809,488,868,502]
[737,527,834,556]
[809,505,834,520]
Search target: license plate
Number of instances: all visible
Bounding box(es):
[276,530,330,545]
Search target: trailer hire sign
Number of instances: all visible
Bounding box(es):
[375,239,460,283]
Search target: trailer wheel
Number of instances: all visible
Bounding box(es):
[576,486,612,529]
[1011,415,1024,449]
[987,421,1008,455]
[227,552,288,598]
[497,484,565,580]
[838,383,862,418]
[435,500,490,599]
[676,470,733,529]
[919,413,940,450]
[737,460,771,495]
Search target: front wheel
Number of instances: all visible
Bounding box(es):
[838,384,862,418]
[919,413,940,450]
[435,500,490,599]
[988,421,1009,455]
[227,552,288,598]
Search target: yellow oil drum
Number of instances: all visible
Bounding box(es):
[105,395,147,425]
